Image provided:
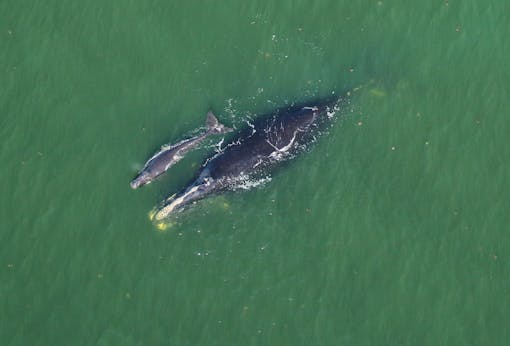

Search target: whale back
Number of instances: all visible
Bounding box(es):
[206,97,341,182]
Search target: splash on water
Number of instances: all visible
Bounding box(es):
[230,174,272,191]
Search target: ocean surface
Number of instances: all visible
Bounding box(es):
[1,1,509,345]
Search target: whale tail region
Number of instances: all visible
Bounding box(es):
[206,111,233,135]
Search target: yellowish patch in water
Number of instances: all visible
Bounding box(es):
[155,221,173,232]
[147,208,157,221]
[222,202,230,210]
[370,88,386,97]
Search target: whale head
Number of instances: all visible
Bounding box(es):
[130,170,153,189]
[153,172,220,220]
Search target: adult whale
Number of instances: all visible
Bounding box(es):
[152,96,342,221]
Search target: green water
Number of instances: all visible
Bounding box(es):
[1,1,509,345]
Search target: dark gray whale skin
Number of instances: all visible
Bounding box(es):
[153,96,342,220]
[130,112,232,189]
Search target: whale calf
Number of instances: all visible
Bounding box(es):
[152,96,341,220]
[130,112,232,189]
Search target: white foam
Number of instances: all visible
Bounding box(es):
[230,174,272,191]
[246,119,256,135]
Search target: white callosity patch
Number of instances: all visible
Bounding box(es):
[155,184,201,220]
